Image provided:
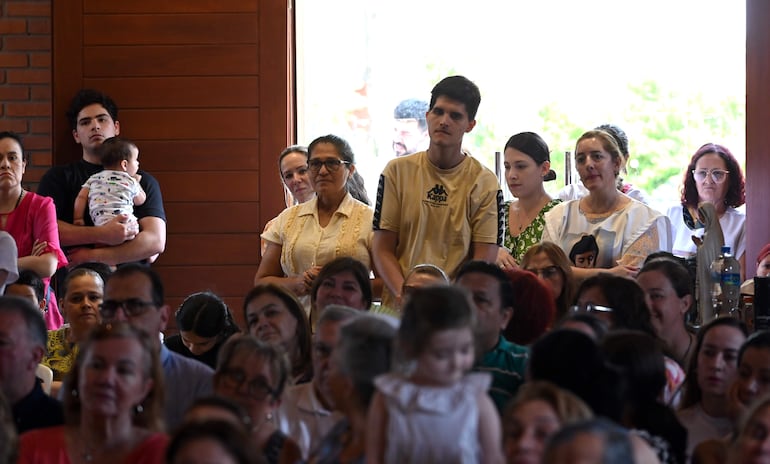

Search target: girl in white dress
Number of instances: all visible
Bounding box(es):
[366,285,504,464]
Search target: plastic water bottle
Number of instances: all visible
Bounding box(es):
[711,246,741,316]
[720,246,741,315]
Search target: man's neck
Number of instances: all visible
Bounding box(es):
[7,377,36,406]
[426,144,465,170]
[83,150,101,165]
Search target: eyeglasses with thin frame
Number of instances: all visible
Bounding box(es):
[569,303,614,314]
[526,266,561,280]
[307,158,351,173]
[218,367,275,400]
[100,298,157,318]
[692,169,729,184]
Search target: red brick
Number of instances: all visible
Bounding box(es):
[23,167,47,184]
[0,19,27,33]
[26,18,50,34]
[21,134,51,150]
[0,107,3,117]
[0,71,6,84]
[0,53,28,67]
[30,85,50,99]
[6,2,51,17]
[30,151,52,167]
[5,102,50,117]
[0,119,28,133]
[6,69,50,84]
[0,86,29,100]
[3,36,51,51]
[29,119,50,134]
[28,52,50,68]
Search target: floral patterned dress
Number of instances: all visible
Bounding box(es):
[502,199,562,263]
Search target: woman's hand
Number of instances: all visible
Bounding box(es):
[31,239,48,256]
[302,265,322,293]
[496,247,518,270]
[608,264,639,278]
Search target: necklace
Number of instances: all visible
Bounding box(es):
[514,195,551,233]
[0,189,23,216]
[682,332,694,365]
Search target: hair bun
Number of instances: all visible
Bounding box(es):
[543,170,557,182]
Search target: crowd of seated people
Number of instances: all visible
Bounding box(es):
[3,75,769,464]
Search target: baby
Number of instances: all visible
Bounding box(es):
[74,137,146,229]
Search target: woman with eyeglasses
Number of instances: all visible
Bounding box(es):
[521,242,575,321]
[255,134,373,312]
[213,335,302,464]
[164,291,240,369]
[573,273,686,406]
[542,130,671,279]
[666,143,746,276]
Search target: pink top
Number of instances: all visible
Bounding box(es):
[2,192,67,329]
[18,426,168,463]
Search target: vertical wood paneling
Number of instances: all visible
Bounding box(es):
[51,0,292,326]
[746,0,770,277]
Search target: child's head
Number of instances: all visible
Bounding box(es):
[98,136,139,175]
[4,269,46,313]
[569,235,598,268]
[398,285,476,386]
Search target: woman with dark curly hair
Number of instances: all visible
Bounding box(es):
[666,143,746,275]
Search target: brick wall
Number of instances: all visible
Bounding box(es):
[0,0,52,188]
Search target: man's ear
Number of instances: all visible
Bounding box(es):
[114,120,120,136]
[465,120,477,133]
[72,129,81,144]
[500,306,514,330]
[158,304,170,331]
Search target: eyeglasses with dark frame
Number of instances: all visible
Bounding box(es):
[99,298,157,318]
[526,265,562,280]
[569,303,615,314]
[218,367,276,400]
[692,169,729,184]
[307,158,351,173]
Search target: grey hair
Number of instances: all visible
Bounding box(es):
[317,305,360,327]
[335,314,396,408]
[0,296,47,352]
[543,418,633,464]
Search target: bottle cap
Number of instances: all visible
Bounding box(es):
[721,246,731,254]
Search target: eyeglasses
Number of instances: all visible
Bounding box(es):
[692,169,729,184]
[100,298,157,318]
[307,158,351,173]
[218,368,275,400]
[569,303,614,314]
[526,266,561,280]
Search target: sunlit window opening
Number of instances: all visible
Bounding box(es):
[296,0,745,213]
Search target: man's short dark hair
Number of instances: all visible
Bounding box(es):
[394,99,429,130]
[455,260,514,311]
[0,296,47,350]
[6,270,45,302]
[66,89,119,131]
[107,264,164,306]
[429,76,481,121]
[569,235,599,264]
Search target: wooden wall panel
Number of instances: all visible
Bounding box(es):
[164,203,260,233]
[82,77,259,108]
[83,0,259,14]
[746,0,770,277]
[83,14,258,45]
[153,172,259,202]
[118,109,259,140]
[137,140,260,172]
[83,45,259,77]
[52,0,292,317]
[161,234,260,265]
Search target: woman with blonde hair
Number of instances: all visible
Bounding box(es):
[521,241,575,321]
[502,381,593,464]
[19,322,167,462]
